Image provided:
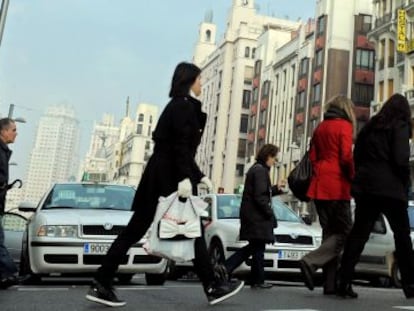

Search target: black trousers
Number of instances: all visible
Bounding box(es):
[302,200,352,291]
[95,201,215,288]
[339,194,414,289]
[224,239,266,285]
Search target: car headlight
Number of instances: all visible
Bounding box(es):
[37,225,78,238]
[314,236,322,247]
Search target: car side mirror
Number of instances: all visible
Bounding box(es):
[18,201,37,212]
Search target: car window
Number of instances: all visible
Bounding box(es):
[271,198,301,223]
[2,213,27,232]
[408,207,414,230]
[42,184,135,211]
[216,195,241,219]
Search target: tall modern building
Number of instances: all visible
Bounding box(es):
[194,0,300,193]
[24,105,80,204]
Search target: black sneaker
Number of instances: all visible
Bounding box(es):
[0,276,18,289]
[299,259,314,291]
[251,282,273,289]
[85,281,126,307]
[206,280,244,305]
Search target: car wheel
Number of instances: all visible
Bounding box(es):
[209,239,225,266]
[117,274,134,284]
[145,272,167,285]
[19,233,41,285]
[392,261,402,288]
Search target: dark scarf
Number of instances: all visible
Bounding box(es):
[323,106,350,122]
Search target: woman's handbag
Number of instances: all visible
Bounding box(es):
[288,149,312,202]
[144,192,208,262]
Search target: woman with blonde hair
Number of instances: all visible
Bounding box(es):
[299,95,355,295]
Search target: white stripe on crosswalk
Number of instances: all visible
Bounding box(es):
[393,307,414,310]
[263,309,320,311]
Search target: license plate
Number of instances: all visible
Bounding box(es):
[83,243,110,254]
[278,250,308,260]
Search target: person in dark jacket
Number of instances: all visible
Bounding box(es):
[0,118,19,289]
[299,95,355,295]
[337,93,414,299]
[86,62,243,307]
[220,144,285,289]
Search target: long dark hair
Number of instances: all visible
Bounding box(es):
[366,93,411,135]
[169,62,201,98]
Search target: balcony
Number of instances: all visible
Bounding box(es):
[355,69,375,84]
[356,35,375,50]
[298,77,307,92]
[374,13,392,28]
[260,98,269,111]
[250,104,257,116]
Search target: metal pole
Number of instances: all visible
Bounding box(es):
[7,103,13,118]
[0,0,10,48]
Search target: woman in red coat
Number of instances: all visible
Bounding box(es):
[299,95,355,295]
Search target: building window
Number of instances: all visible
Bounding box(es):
[299,58,309,76]
[240,114,249,133]
[236,164,245,177]
[317,15,326,36]
[250,114,257,131]
[356,49,375,70]
[315,49,323,68]
[205,29,212,42]
[353,84,374,106]
[137,124,143,135]
[138,114,144,122]
[379,80,384,102]
[388,79,394,98]
[147,126,151,136]
[244,66,254,84]
[291,64,296,86]
[149,116,153,124]
[262,81,270,97]
[254,60,262,75]
[253,88,259,103]
[218,71,222,89]
[242,90,251,109]
[275,74,279,94]
[312,84,321,103]
[237,139,247,158]
[259,110,267,126]
[283,69,287,91]
[388,39,395,68]
[356,14,372,33]
[252,48,256,59]
[245,47,250,58]
[145,141,151,150]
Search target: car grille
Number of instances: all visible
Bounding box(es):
[275,234,313,245]
[82,225,125,236]
[133,255,162,264]
[277,260,300,269]
[83,255,129,265]
[44,254,78,264]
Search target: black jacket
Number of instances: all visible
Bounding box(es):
[131,96,207,213]
[0,140,11,215]
[239,161,282,243]
[351,120,410,201]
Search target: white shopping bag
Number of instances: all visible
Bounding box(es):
[143,192,208,262]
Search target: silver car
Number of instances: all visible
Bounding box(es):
[173,194,321,277]
[18,182,168,285]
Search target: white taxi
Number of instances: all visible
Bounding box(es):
[19,182,168,285]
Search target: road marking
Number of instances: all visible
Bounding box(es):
[18,287,69,291]
[118,287,166,290]
[263,309,320,311]
[393,307,414,310]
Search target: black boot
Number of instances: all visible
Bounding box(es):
[336,281,358,298]
[204,280,244,305]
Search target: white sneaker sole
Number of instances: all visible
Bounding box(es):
[86,294,126,307]
[208,281,245,305]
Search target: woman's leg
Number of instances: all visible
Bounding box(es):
[224,243,254,275]
[192,225,215,288]
[249,240,266,285]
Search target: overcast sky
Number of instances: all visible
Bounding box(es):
[0,0,315,181]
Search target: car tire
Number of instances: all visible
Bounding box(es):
[19,236,41,285]
[117,274,134,284]
[145,272,167,285]
[392,261,402,288]
[209,239,225,266]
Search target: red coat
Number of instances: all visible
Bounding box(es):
[306,118,354,200]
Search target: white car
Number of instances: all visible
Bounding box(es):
[18,182,168,285]
[171,194,321,278]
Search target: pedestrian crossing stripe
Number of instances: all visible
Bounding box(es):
[393,307,414,310]
[263,310,320,311]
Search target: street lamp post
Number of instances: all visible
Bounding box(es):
[0,0,9,49]
[7,104,26,123]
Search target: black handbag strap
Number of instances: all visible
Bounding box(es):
[162,195,198,219]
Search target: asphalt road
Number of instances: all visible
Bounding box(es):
[1,276,414,311]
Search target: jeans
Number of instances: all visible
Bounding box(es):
[339,194,414,289]
[302,200,352,291]
[0,215,18,279]
[225,239,266,285]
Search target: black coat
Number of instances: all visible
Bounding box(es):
[0,140,11,215]
[239,161,281,243]
[351,120,410,201]
[131,96,207,213]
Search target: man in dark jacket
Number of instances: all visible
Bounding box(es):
[0,118,18,289]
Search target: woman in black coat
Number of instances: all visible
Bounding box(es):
[86,62,243,307]
[337,93,414,299]
[222,144,284,288]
